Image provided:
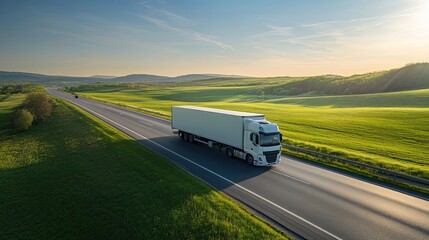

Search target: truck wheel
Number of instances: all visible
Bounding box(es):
[183,132,189,142]
[189,134,194,143]
[246,154,254,165]
[226,147,234,158]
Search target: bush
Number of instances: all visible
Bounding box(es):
[14,109,34,131]
[22,93,52,121]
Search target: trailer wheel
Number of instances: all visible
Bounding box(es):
[183,132,189,142]
[189,134,194,143]
[226,147,234,158]
[246,154,254,166]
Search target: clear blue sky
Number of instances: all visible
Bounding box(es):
[1,0,428,76]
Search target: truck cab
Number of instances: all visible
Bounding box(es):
[244,119,282,166]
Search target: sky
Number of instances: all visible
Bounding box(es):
[0,0,428,77]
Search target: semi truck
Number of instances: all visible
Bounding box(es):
[171,106,282,166]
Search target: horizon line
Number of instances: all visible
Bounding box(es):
[0,62,427,79]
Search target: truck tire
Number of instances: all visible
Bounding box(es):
[189,134,195,143]
[246,154,254,165]
[226,147,234,158]
[183,132,189,142]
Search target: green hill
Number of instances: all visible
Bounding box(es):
[3,63,429,94]
[263,63,429,95]
[0,71,247,86]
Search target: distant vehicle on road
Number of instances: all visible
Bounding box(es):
[75,95,78,99]
[172,106,282,166]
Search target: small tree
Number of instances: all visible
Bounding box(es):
[14,109,34,131]
[22,93,52,121]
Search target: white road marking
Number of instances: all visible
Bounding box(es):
[54,91,342,240]
[272,169,310,185]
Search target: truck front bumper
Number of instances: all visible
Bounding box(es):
[254,154,281,166]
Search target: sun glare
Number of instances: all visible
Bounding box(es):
[418,2,429,30]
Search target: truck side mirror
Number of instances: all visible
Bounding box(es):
[255,135,259,145]
[280,133,283,142]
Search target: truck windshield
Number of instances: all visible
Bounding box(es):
[260,133,281,146]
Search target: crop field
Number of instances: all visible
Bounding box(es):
[70,83,429,179]
[0,96,288,239]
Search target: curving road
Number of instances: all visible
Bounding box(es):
[47,88,429,240]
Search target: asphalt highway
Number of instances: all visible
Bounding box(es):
[47,88,429,240]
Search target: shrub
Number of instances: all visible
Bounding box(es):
[22,93,52,121]
[14,109,34,131]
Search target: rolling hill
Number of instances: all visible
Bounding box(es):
[0,71,247,85]
[0,71,106,85]
[1,63,428,95]
[262,63,429,95]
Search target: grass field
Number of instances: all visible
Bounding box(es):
[70,83,429,180]
[0,96,288,239]
[0,94,26,136]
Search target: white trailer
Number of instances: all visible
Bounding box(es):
[171,106,282,166]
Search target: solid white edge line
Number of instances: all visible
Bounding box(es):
[53,90,342,240]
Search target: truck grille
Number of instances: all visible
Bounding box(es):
[264,151,279,163]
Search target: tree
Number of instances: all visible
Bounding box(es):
[22,93,52,121]
[14,109,34,131]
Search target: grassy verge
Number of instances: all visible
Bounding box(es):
[0,97,289,239]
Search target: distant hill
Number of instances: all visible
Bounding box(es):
[172,74,248,82]
[0,71,247,85]
[90,75,117,79]
[112,73,247,82]
[1,63,428,94]
[0,71,107,85]
[262,63,429,95]
[112,74,171,82]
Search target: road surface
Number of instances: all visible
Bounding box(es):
[47,89,429,240]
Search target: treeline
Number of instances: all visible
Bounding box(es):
[65,82,151,92]
[66,83,118,92]
[0,84,43,94]
[262,63,429,95]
